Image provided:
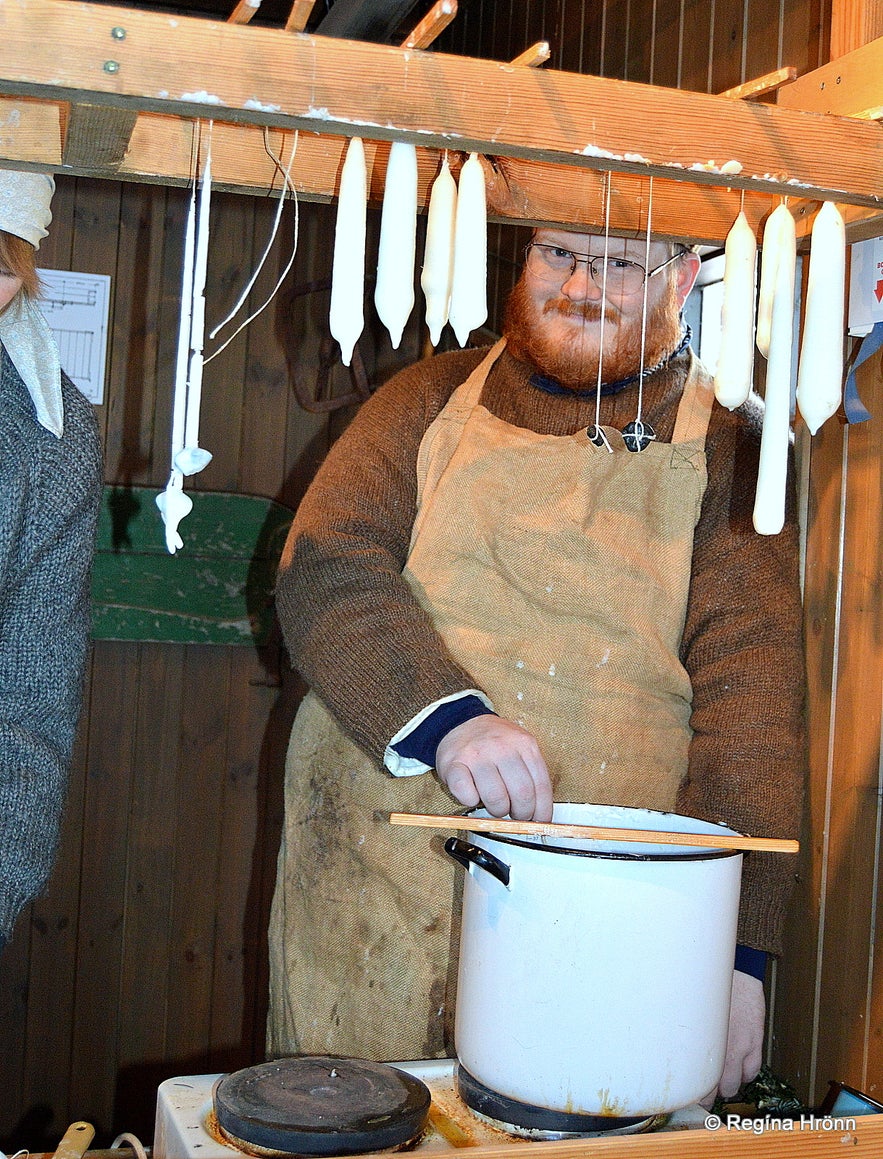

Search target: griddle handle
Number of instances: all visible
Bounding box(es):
[444,837,511,887]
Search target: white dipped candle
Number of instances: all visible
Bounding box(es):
[714,210,757,410]
[756,204,790,359]
[796,201,846,435]
[375,141,418,349]
[448,153,488,347]
[421,156,458,346]
[330,136,367,367]
[753,206,796,536]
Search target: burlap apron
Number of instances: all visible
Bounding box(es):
[267,339,713,1062]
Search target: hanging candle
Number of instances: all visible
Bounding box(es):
[375,141,418,350]
[420,155,458,347]
[448,153,488,347]
[169,175,197,479]
[796,201,846,435]
[330,136,367,366]
[176,146,214,477]
[753,207,796,536]
[714,210,757,410]
[756,204,790,359]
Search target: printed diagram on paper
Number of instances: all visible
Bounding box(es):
[37,268,111,404]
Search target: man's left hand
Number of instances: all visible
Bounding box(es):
[718,970,765,1099]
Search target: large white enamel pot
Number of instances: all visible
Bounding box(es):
[444,802,743,1119]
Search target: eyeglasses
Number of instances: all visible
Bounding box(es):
[524,242,685,295]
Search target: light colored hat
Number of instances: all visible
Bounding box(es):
[0,169,63,436]
[0,169,55,249]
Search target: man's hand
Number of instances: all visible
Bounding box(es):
[434,714,554,821]
[718,970,765,1099]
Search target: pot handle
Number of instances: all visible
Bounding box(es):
[444,837,511,887]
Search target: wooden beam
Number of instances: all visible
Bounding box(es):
[777,34,883,118]
[284,0,318,34]
[511,41,551,68]
[227,0,261,25]
[400,0,457,50]
[0,0,881,212]
[62,102,137,170]
[0,97,62,164]
[719,66,797,101]
[1,99,880,248]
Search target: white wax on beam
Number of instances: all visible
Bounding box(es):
[756,204,789,360]
[796,201,846,436]
[753,208,796,536]
[421,156,458,347]
[714,210,757,411]
[330,137,368,367]
[448,153,488,348]
[375,141,418,350]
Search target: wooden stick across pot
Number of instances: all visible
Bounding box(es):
[388,812,799,854]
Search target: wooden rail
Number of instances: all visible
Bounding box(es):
[0,0,882,244]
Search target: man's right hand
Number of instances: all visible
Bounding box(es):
[434,714,554,822]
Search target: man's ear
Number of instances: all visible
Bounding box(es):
[675,250,701,308]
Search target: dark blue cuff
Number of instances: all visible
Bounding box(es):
[391,695,496,768]
[734,944,767,982]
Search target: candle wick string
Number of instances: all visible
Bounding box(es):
[205,129,301,362]
[636,174,653,426]
[594,170,611,430]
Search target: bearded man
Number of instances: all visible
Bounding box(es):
[267,229,806,1102]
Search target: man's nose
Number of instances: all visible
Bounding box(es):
[561,259,603,302]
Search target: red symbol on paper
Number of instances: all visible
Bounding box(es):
[876,279,883,303]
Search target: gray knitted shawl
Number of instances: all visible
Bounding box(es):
[0,344,102,948]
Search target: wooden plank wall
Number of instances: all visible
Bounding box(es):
[0,0,862,1146]
[771,0,883,1113]
[0,175,428,1145]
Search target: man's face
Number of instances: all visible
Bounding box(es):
[504,228,698,390]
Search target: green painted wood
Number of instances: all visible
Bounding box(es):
[91,486,294,646]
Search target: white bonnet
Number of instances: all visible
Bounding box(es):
[0,169,55,249]
[0,168,63,436]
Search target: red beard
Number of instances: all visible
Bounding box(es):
[503,275,683,391]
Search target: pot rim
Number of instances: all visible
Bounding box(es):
[467,804,744,862]
[475,831,741,862]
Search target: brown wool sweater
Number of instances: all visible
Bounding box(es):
[275,343,807,956]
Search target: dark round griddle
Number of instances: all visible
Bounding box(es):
[457,1066,650,1136]
[214,1056,431,1156]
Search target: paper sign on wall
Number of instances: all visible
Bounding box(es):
[848,239,883,337]
[36,268,111,404]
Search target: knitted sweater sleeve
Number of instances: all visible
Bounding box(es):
[677,395,807,956]
[0,370,103,946]
[275,349,488,761]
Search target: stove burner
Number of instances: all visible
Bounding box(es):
[456,1066,661,1138]
[213,1056,431,1156]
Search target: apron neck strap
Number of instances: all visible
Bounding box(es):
[452,338,508,409]
[671,352,715,445]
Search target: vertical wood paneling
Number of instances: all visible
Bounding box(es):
[625,0,655,82]
[104,185,169,486]
[710,0,748,91]
[21,686,92,1138]
[114,645,185,1133]
[195,189,257,493]
[163,646,229,1066]
[678,0,715,89]
[67,643,137,1130]
[771,0,883,1109]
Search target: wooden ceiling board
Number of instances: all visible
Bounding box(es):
[0,0,882,244]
